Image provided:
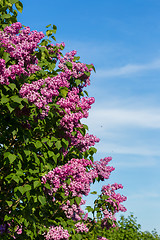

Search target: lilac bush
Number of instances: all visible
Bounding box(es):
[0,1,127,239]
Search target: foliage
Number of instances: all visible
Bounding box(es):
[0,1,127,239]
[103,214,160,240]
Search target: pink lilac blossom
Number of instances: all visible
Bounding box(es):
[58,50,92,86]
[97,237,109,240]
[101,183,127,213]
[41,158,94,198]
[75,222,89,233]
[61,199,86,221]
[19,73,70,117]
[93,157,115,181]
[18,39,99,150]
[100,183,127,229]
[44,225,70,240]
[42,157,118,221]
[0,221,22,238]
[83,213,88,221]
[0,22,44,85]
[56,87,99,151]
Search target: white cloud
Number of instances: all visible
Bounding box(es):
[96,59,160,78]
[83,107,160,129]
[113,158,157,168]
[96,143,160,157]
[128,192,160,200]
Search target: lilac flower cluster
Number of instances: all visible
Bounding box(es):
[0,221,22,239]
[58,50,92,86]
[101,183,127,213]
[19,74,70,117]
[16,37,99,150]
[97,237,109,240]
[57,87,100,151]
[44,225,70,240]
[41,158,94,198]
[93,157,115,181]
[100,183,127,229]
[61,199,86,221]
[57,87,94,131]
[75,222,89,233]
[42,157,115,200]
[41,157,117,222]
[0,22,44,85]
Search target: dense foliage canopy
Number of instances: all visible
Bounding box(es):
[105,214,160,240]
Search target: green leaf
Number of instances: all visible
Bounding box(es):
[83,124,88,130]
[33,180,41,189]
[91,191,97,194]
[59,87,68,98]
[38,195,46,205]
[66,178,71,185]
[46,24,51,28]
[75,79,81,86]
[4,215,11,221]
[52,25,57,34]
[24,184,32,192]
[66,61,72,68]
[24,150,30,156]
[102,195,109,200]
[48,150,54,157]
[51,36,56,41]
[62,138,69,148]
[46,30,55,37]
[18,186,25,195]
[68,198,74,207]
[72,234,82,240]
[1,13,11,19]
[11,95,22,103]
[7,103,14,113]
[6,201,13,207]
[55,140,61,150]
[1,95,9,103]
[74,56,80,61]
[42,137,48,143]
[35,141,42,148]
[9,83,16,90]
[47,140,53,147]
[89,147,97,154]
[75,196,81,205]
[85,206,93,212]
[8,154,16,163]
[16,170,24,176]
[10,0,19,4]
[84,90,89,96]
[12,175,20,183]
[3,52,10,62]
[15,1,23,13]
[84,71,90,77]
[4,152,10,159]
[44,182,50,190]
[97,211,101,218]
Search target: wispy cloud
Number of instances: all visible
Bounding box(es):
[96,59,160,78]
[128,191,160,200]
[113,158,157,168]
[84,107,160,129]
[97,143,160,157]
[82,106,160,157]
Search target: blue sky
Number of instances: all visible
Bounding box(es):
[18,0,160,234]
